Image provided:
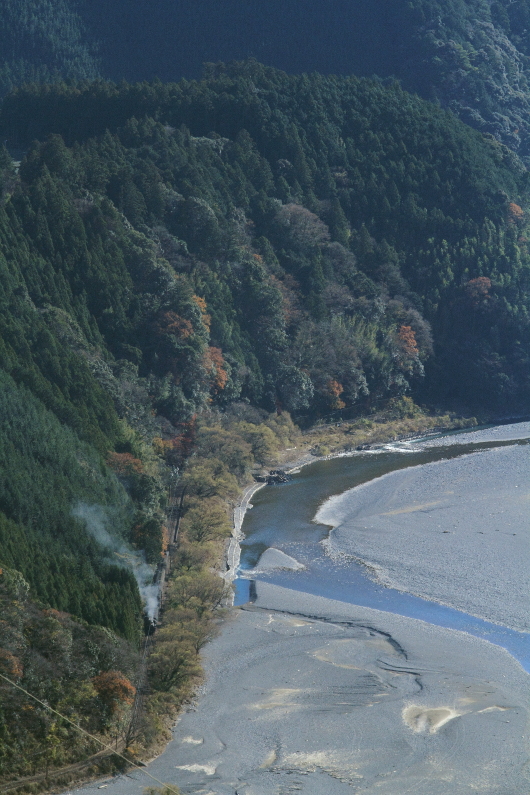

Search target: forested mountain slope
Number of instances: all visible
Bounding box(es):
[2,61,527,643]
[4,0,530,160]
[0,0,99,96]
[0,62,529,782]
[107,0,530,161]
[3,63,529,414]
[74,0,530,160]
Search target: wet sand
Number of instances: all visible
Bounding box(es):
[317,442,530,631]
[88,583,529,794]
[63,424,530,794]
[423,420,530,447]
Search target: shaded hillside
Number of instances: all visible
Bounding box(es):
[4,1,530,159]
[79,0,404,86]
[75,0,530,159]
[397,0,530,160]
[0,0,99,95]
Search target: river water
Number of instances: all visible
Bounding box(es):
[67,421,530,795]
[236,423,530,671]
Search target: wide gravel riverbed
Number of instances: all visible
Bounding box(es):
[65,422,530,794]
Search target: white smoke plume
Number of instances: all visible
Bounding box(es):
[72,503,159,620]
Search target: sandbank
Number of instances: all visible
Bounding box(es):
[80,582,529,794]
[318,441,530,631]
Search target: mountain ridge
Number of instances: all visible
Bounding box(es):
[0,0,527,159]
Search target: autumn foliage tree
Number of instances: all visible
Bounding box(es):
[326,379,346,410]
[154,417,197,467]
[507,202,524,224]
[398,325,419,358]
[465,276,492,305]
[106,452,144,476]
[156,311,193,340]
[0,648,23,679]
[204,346,228,394]
[92,670,136,714]
[394,325,422,377]
[192,294,211,331]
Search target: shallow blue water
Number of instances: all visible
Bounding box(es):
[234,433,530,672]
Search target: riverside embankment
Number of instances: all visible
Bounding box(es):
[63,421,530,794]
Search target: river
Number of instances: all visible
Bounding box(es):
[66,421,530,795]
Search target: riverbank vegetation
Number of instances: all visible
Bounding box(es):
[129,407,299,757]
[298,398,477,457]
[130,400,474,762]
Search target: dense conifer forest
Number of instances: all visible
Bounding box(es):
[0,35,529,790]
[0,0,99,95]
[5,1,530,158]
[3,63,528,413]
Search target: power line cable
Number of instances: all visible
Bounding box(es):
[126,628,152,744]
[0,672,180,795]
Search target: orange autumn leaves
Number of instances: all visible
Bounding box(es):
[192,295,228,394]
[156,296,228,397]
[106,452,145,476]
[156,295,211,341]
[394,325,421,375]
[154,417,197,467]
[310,327,424,413]
[192,294,211,332]
[507,202,524,224]
[398,325,419,358]
[465,276,492,305]
[326,379,346,410]
[92,670,136,714]
[0,648,24,680]
[204,346,228,394]
[156,311,194,340]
